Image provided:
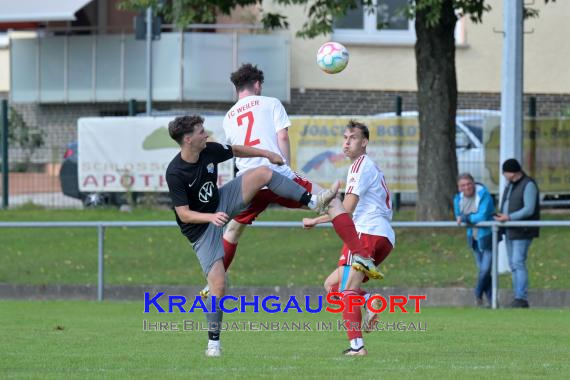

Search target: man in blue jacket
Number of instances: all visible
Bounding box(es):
[454,173,495,307]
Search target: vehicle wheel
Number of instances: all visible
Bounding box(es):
[82,193,106,207]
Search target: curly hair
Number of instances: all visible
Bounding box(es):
[347,119,370,140]
[230,63,264,92]
[168,115,204,145]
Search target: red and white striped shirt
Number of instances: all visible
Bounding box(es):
[345,154,395,246]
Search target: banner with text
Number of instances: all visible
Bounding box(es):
[78,115,570,194]
[289,116,419,192]
[78,116,232,192]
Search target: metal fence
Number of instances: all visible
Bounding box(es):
[1,219,568,307]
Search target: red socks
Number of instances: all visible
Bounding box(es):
[222,239,238,270]
[342,289,363,340]
[332,213,369,258]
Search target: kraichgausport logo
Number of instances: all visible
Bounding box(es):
[143,292,427,314]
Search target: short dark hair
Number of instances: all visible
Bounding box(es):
[457,173,475,183]
[502,158,522,173]
[168,115,204,145]
[230,63,264,92]
[346,120,369,140]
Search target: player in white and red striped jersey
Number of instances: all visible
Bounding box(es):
[199,64,366,299]
[303,120,395,356]
[341,148,395,268]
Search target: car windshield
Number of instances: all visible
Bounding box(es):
[460,119,483,142]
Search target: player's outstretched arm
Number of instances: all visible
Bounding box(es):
[277,129,291,164]
[231,145,284,165]
[303,192,359,229]
[174,205,229,227]
[303,214,331,229]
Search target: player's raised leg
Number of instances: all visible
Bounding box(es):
[326,197,383,280]
[239,166,338,213]
[223,219,247,268]
[200,169,337,299]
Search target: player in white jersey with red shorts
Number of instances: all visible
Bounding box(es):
[199,64,380,297]
[303,120,395,356]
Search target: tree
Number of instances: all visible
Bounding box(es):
[120,0,554,219]
[8,107,44,172]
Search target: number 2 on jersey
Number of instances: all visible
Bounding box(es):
[237,111,260,147]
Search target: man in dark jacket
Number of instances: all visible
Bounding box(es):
[494,159,540,308]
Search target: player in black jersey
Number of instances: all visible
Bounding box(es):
[165,115,338,357]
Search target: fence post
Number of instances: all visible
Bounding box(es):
[1,100,8,209]
[393,95,402,211]
[97,225,106,301]
[528,96,537,177]
[395,95,402,116]
[128,99,137,116]
[491,223,499,309]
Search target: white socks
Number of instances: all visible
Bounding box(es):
[208,339,220,349]
[350,338,364,350]
[307,195,318,210]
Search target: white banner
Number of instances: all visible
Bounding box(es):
[78,116,233,192]
[78,113,499,194]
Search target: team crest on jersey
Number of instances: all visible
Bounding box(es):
[198,181,215,203]
[206,163,214,173]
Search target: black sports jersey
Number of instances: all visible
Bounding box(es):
[166,142,234,242]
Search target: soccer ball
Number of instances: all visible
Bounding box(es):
[316,42,349,74]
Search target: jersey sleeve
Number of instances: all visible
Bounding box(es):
[207,142,234,164]
[345,158,373,197]
[166,173,189,207]
[273,99,291,133]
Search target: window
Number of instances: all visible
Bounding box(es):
[333,0,465,46]
[456,129,471,149]
[460,119,484,143]
[0,33,8,48]
[333,0,414,45]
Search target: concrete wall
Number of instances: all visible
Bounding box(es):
[0,48,9,93]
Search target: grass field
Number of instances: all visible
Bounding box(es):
[1,207,569,289]
[1,300,569,379]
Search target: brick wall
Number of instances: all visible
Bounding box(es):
[286,89,570,117]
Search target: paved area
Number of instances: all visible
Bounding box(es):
[8,192,82,208]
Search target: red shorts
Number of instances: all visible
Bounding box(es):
[233,174,313,225]
[338,233,393,267]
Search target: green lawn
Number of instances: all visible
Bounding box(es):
[0,207,568,289]
[1,300,568,379]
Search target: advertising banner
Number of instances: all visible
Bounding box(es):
[78,116,232,192]
[484,118,570,194]
[289,116,419,192]
[78,114,570,195]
